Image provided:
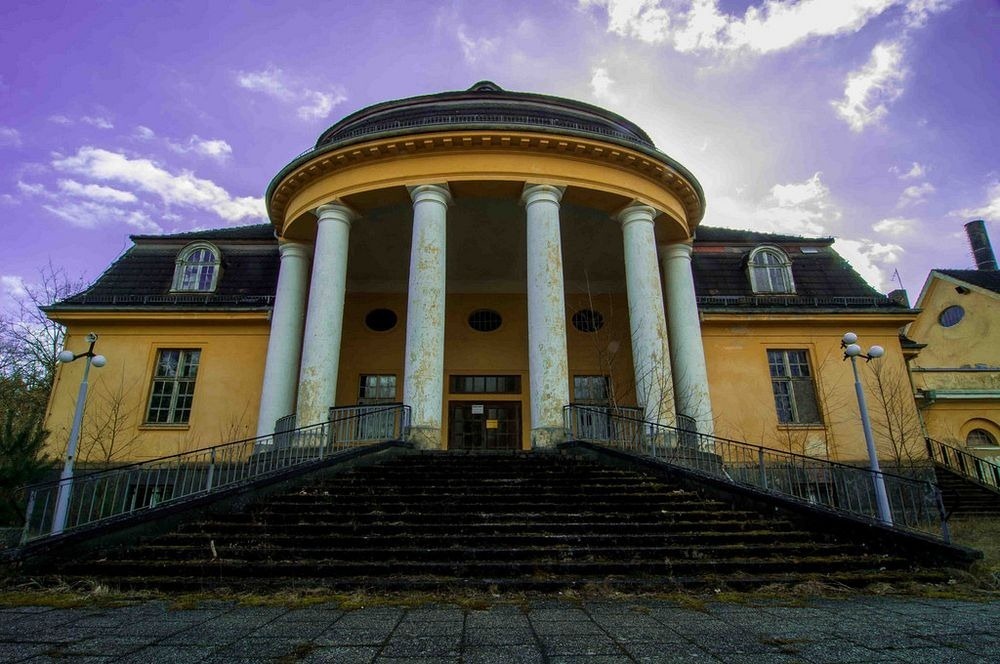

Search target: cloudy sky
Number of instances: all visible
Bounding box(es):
[1,0,997,310]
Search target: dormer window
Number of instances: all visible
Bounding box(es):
[748,246,794,294]
[173,242,221,292]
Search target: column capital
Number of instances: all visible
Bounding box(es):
[659,241,694,261]
[314,202,357,226]
[277,240,312,261]
[617,203,658,228]
[408,183,452,206]
[521,183,565,206]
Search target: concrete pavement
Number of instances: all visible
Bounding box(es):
[1,595,998,663]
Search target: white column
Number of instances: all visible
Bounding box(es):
[256,241,311,437]
[522,184,571,448]
[619,204,675,426]
[296,203,355,426]
[403,184,451,448]
[660,242,714,436]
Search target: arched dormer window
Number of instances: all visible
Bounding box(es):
[748,246,795,294]
[172,242,221,292]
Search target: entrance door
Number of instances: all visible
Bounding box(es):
[448,402,521,450]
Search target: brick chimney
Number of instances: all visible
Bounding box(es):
[965,219,998,271]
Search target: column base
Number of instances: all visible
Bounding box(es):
[531,426,567,449]
[407,426,443,450]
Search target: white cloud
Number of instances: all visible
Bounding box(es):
[580,0,671,44]
[706,172,840,236]
[832,40,907,132]
[456,25,499,64]
[236,66,346,121]
[1,275,28,300]
[237,66,291,99]
[0,126,22,147]
[893,161,926,179]
[583,0,912,54]
[834,238,904,290]
[957,181,1000,220]
[168,135,234,159]
[897,181,934,207]
[135,125,156,140]
[48,115,73,125]
[42,199,160,232]
[16,181,45,196]
[58,179,138,204]
[872,216,919,237]
[590,66,620,104]
[903,0,955,28]
[297,91,345,121]
[52,146,265,222]
[0,194,19,206]
[81,115,114,130]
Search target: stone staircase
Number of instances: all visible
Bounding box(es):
[934,465,1000,517]
[49,451,948,592]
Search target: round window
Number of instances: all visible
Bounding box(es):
[967,429,998,447]
[938,305,965,328]
[468,309,502,332]
[365,308,398,332]
[572,309,605,333]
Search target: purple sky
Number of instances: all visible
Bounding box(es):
[2,0,998,310]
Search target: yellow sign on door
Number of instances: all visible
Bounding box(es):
[486,419,498,429]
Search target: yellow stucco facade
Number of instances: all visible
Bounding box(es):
[908,271,1000,459]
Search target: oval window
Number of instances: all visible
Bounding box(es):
[365,308,398,332]
[468,309,502,332]
[572,309,605,333]
[938,306,964,328]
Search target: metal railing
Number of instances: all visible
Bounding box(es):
[58,294,276,307]
[19,404,410,544]
[926,437,1000,491]
[565,405,949,541]
[696,295,895,309]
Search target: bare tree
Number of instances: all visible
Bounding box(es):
[864,357,925,471]
[77,370,143,465]
[0,262,87,418]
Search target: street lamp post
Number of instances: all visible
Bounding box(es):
[841,332,893,526]
[50,332,106,535]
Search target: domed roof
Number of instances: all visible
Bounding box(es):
[315,81,657,150]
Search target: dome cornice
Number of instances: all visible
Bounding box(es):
[268,130,704,229]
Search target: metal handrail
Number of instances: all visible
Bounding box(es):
[696,295,894,308]
[564,404,949,541]
[19,404,411,544]
[926,437,1000,492]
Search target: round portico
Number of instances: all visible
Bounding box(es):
[257,82,712,449]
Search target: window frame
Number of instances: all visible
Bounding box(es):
[748,246,795,295]
[171,242,222,293]
[766,349,822,425]
[967,428,998,448]
[145,349,201,425]
[358,374,397,404]
[573,375,611,405]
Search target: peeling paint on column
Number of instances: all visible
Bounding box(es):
[403,184,451,448]
[620,204,676,427]
[296,204,354,426]
[523,184,571,448]
[661,242,714,436]
[256,241,311,437]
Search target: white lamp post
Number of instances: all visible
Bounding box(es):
[51,332,106,535]
[841,332,892,526]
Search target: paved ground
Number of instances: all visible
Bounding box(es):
[0,596,998,663]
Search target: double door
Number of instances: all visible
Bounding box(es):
[448,401,521,450]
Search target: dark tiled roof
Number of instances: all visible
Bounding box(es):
[52,236,279,310]
[692,228,899,310]
[130,224,275,242]
[695,227,833,245]
[936,269,1000,295]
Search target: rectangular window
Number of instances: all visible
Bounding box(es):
[146,349,200,424]
[767,350,820,424]
[450,375,521,394]
[358,374,397,404]
[573,375,610,404]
